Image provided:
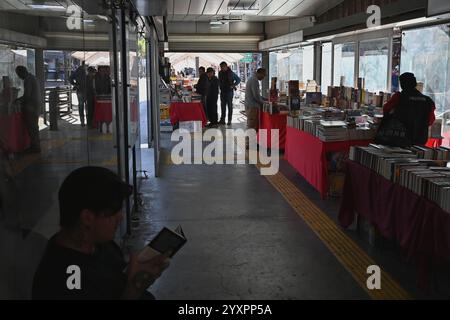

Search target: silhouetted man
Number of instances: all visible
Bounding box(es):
[218,62,241,126]
[383,72,435,145]
[15,66,41,153]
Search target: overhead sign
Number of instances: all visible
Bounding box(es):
[240,53,253,63]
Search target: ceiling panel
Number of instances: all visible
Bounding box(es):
[5,0,31,10]
[288,0,343,17]
[0,1,17,10]
[174,0,190,15]
[258,0,289,16]
[167,0,174,15]
[203,0,224,15]
[189,0,208,15]
[216,0,231,15]
[274,0,306,16]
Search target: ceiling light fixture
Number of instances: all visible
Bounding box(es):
[28,4,65,11]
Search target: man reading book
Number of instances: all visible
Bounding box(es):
[32,167,170,300]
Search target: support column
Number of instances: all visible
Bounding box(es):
[314,42,322,85]
[261,51,269,97]
[35,48,45,115]
[195,56,200,76]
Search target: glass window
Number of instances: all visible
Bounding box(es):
[302,45,314,82]
[268,45,315,89]
[401,25,450,117]
[321,42,332,94]
[0,44,35,99]
[333,42,355,87]
[269,51,278,81]
[359,38,389,93]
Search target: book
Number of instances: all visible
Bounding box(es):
[138,225,187,262]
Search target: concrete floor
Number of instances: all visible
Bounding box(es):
[2,102,448,299]
[127,117,369,300]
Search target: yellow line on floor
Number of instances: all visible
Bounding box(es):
[257,164,412,300]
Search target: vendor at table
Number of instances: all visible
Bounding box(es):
[245,68,267,131]
[15,66,41,153]
[382,72,436,146]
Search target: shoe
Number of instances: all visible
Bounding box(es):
[227,122,232,126]
[218,120,225,125]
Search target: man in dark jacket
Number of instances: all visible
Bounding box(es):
[218,62,241,126]
[205,67,219,127]
[383,72,435,145]
[86,67,97,128]
[195,66,208,119]
[70,62,87,127]
[15,66,41,153]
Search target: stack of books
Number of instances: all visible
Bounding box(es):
[349,144,450,213]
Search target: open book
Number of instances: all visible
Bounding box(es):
[138,225,187,262]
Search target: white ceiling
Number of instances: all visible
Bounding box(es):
[167,0,345,22]
[0,0,80,17]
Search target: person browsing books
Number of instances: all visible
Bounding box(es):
[382,72,435,146]
[218,61,241,126]
[32,167,170,300]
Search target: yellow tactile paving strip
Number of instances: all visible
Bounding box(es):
[258,164,412,300]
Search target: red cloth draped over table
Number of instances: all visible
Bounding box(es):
[169,102,207,127]
[93,99,113,128]
[339,160,450,291]
[257,111,287,149]
[426,138,443,148]
[0,112,30,153]
[285,126,372,198]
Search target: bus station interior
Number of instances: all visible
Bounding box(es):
[1,0,450,300]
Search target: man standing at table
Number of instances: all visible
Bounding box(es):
[195,66,208,120]
[15,66,41,153]
[245,68,266,149]
[205,67,219,127]
[218,62,241,126]
[382,72,435,146]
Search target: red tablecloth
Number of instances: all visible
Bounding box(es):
[169,102,207,127]
[258,111,287,149]
[426,138,443,148]
[0,112,30,153]
[285,126,372,198]
[93,99,113,126]
[339,160,450,291]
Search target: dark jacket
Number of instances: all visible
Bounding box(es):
[393,89,434,145]
[196,73,208,96]
[69,66,86,94]
[218,69,241,95]
[206,76,219,102]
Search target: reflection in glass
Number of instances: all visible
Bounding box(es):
[334,42,355,87]
[321,42,332,94]
[359,38,389,93]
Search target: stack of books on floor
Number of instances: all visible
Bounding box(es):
[349,144,450,213]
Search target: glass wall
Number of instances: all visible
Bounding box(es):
[401,25,450,117]
[0,2,152,299]
[333,42,356,87]
[268,45,314,87]
[0,45,35,102]
[359,38,389,92]
[321,42,332,94]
